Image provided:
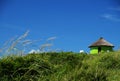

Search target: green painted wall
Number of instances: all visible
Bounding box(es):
[90,46,113,54]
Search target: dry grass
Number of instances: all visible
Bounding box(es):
[0,31,57,56]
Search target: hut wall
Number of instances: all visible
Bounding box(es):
[90,46,113,54]
[90,47,98,54]
[101,46,113,52]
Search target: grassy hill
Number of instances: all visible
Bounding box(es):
[0,51,120,81]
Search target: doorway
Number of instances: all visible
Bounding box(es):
[98,47,101,53]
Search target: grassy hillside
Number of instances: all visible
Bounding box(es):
[0,51,120,81]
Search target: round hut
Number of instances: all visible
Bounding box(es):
[89,37,114,54]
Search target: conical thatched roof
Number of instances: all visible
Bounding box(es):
[89,37,114,48]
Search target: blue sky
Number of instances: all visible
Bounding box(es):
[0,0,120,53]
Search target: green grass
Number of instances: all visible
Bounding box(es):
[0,51,120,81]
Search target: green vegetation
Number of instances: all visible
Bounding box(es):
[0,51,120,81]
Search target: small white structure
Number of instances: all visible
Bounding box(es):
[29,49,40,54]
[107,50,110,52]
[29,49,36,54]
[80,50,84,53]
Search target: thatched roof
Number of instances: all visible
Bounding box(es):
[89,37,114,48]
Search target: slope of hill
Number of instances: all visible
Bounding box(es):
[0,51,120,81]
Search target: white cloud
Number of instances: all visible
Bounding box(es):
[47,37,57,41]
[102,14,120,22]
[101,6,120,22]
[109,7,120,11]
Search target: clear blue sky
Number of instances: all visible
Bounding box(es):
[0,0,120,53]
